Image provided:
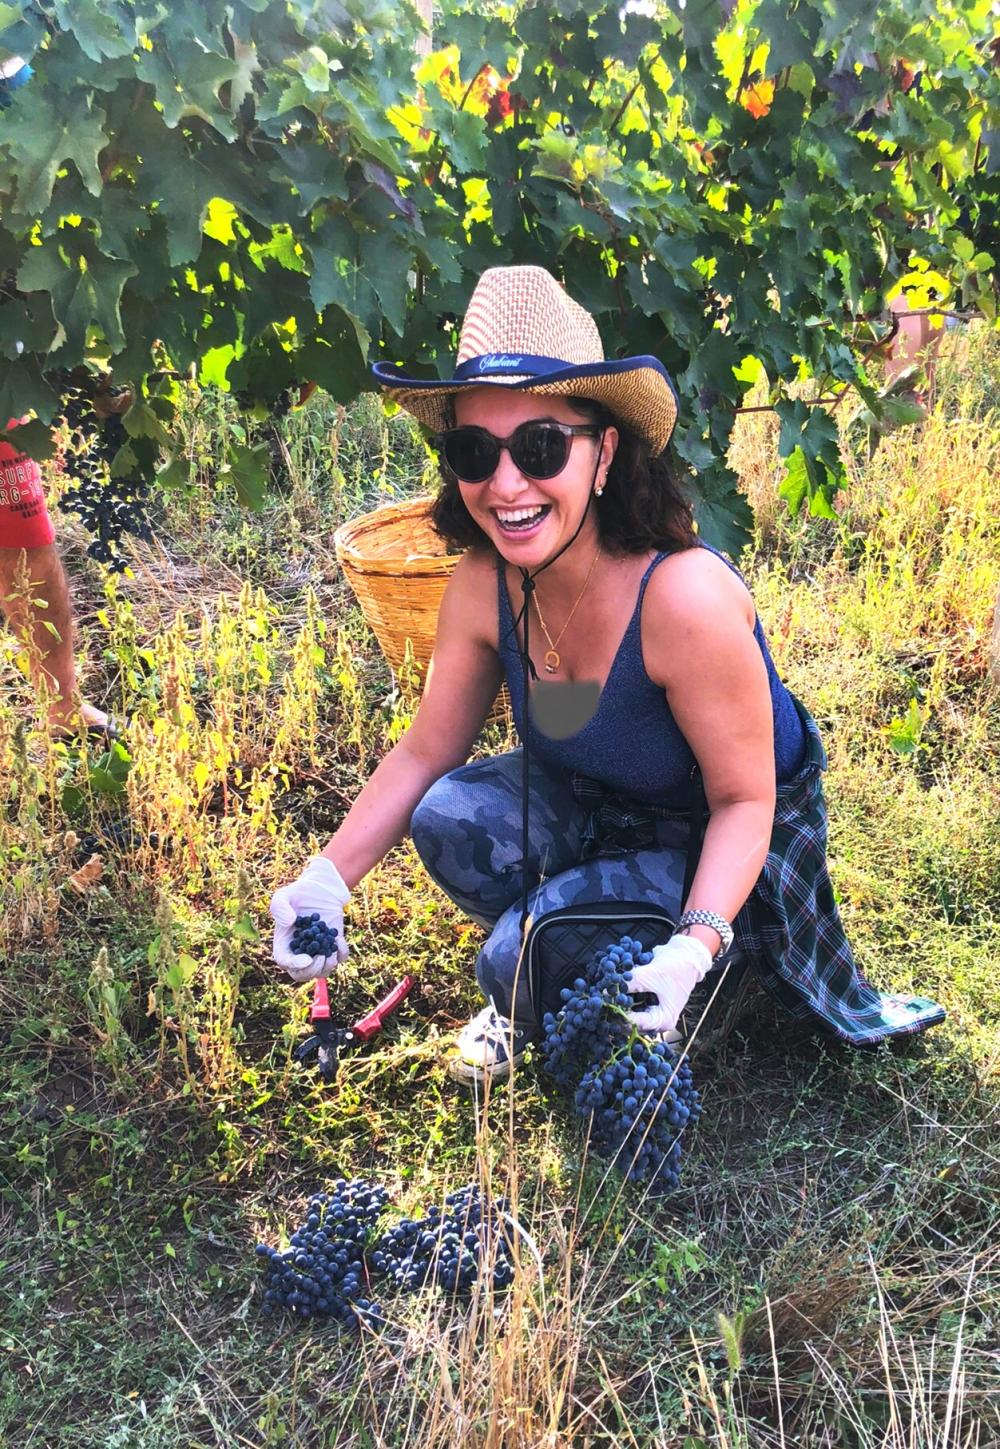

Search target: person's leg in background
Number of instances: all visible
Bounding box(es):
[1,428,110,736]
[0,543,110,734]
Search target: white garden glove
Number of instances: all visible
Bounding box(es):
[626,934,714,1035]
[269,856,351,982]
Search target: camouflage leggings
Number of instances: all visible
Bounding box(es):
[410,749,689,1027]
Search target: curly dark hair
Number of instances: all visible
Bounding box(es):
[428,395,697,556]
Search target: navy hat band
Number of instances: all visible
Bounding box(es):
[453,353,565,380]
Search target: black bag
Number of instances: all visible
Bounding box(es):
[524,899,677,1024]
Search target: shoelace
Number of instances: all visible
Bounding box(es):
[467,1009,519,1047]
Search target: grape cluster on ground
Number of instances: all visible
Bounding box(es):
[372,1182,515,1295]
[257,1179,515,1329]
[290,912,339,958]
[540,935,701,1192]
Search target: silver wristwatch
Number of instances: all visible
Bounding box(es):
[677,909,734,961]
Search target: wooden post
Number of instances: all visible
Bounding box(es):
[414,0,434,57]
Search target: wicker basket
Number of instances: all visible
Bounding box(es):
[333,495,511,724]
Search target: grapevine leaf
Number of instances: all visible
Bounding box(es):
[156,453,193,491]
[296,321,370,403]
[228,442,271,511]
[426,104,488,174]
[364,229,413,339]
[134,129,273,266]
[227,32,260,113]
[778,445,810,514]
[754,0,820,71]
[0,414,58,458]
[17,241,136,357]
[691,463,753,557]
[52,0,134,61]
[274,143,349,214]
[109,442,138,479]
[135,43,241,139]
[0,296,59,358]
[307,216,379,349]
[124,402,174,448]
[0,87,107,214]
[360,159,420,227]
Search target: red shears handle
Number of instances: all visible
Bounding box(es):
[350,975,414,1041]
[311,976,332,1022]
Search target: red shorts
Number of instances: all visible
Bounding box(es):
[0,419,55,549]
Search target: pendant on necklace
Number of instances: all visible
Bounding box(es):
[543,650,560,675]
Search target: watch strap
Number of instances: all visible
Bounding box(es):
[677,908,734,960]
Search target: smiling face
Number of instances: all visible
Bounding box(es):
[451,389,618,568]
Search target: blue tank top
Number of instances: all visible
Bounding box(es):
[496,547,807,807]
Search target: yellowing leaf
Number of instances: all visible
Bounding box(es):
[742,79,774,119]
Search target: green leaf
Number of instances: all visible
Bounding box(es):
[52,0,134,61]
[0,372,60,430]
[121,401,172,449]
[431,105,488,175]
[18,241,136,357]
[778,445,810,514]
[108,442,138,479]
[156,453,193,491]
[60,783,85,818]
[135,42,241,138]
[691,463,754,557]
[231,915,260,943]
[307,216,379,351]
[228,442,270,510]
[754,0,820,72]
[885,697,927,756]
[295,317,369,403]
[197,344,237,391]
[878,396,927,428]
[133,125,273,266]
[0,87,108,215]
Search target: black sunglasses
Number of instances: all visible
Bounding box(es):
[433,420,601,484]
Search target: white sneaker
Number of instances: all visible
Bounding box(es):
[448,1005,532,1086]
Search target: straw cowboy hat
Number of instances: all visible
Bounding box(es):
[372,265,679,455]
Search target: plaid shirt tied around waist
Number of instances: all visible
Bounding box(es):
[571,697,946,1047]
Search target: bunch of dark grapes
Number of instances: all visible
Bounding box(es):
[575,1039,700,1194]
[371,1184,515,1296]
[233,387,295,487]
[257,1178,389,1330]
[233,387,294,421]
[540,935,701,1193]
[257,1180,515,1329]
[290,913,339,957]
[540,937,639,1089]
[55,375,153,572]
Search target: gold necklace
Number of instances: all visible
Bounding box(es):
[532,544,602,675]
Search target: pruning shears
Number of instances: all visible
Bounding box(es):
[293,974,414,1083]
